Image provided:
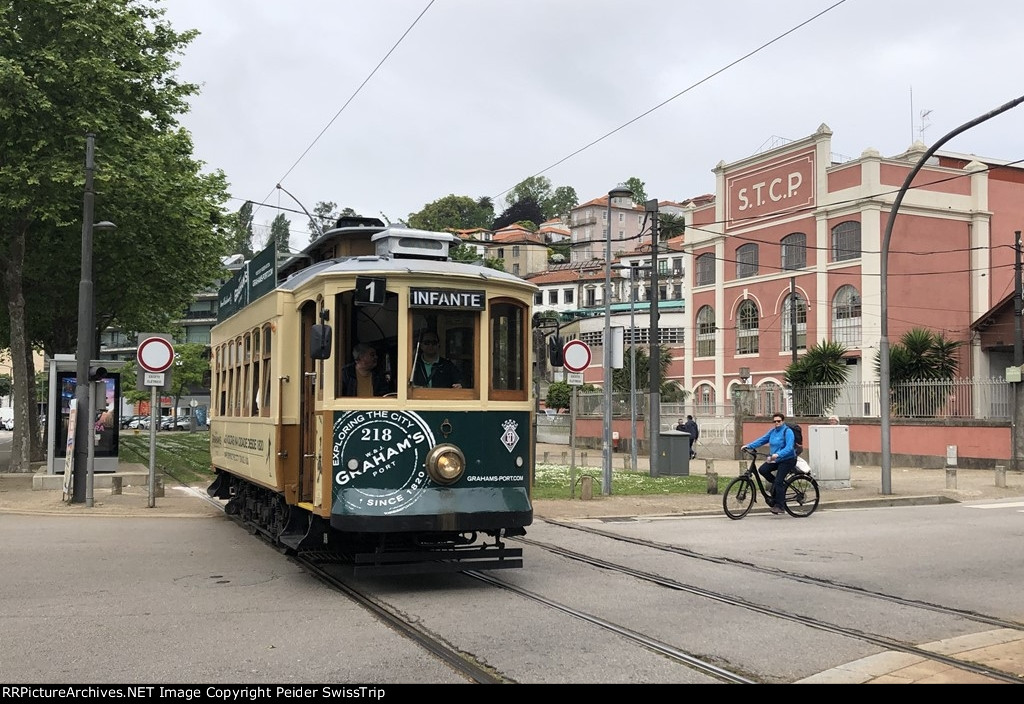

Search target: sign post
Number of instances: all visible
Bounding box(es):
[137,334,174,507]
[561,340,591,500]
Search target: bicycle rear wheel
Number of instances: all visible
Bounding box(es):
[723,476,755,520]
[783,473,819,517]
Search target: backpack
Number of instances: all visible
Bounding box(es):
[786,422,804,456]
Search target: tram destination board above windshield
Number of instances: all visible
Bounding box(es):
[354,276,387,306]
[409,287,486,310]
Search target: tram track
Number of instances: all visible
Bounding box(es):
[520,524,1024,684]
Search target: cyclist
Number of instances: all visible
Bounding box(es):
[742,412,798,515]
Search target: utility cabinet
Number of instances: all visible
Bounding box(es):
[808,425,851,489]
[655,431,690,477]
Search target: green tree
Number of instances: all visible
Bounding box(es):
[625,177,647,205]
[0,0,229,470]
[658,213,686,240]
[269,213,291,255]
[167,343,209,420]
[0,373,11,400]
[407,194,494,231]
[547,186,578,222]
[786,340,850,416]
[875,328,961,417]
[505,176,553,211]
[226,201,255,257]
[546,380,597,411]
[611,344,687,400]
[492,197,544,231]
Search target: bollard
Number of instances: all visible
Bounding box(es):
[705,459,715,474]
[945,468,957,490]
[624,456,631,471]
[561,451,568,465]
[580,475,593,501]
[543,451,549,464]
[110,476,122,496]
[581,452,587,467]
[706,472,719,495]
[995,465,1007,488]
[154,477,165,498]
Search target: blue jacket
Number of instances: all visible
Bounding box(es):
[745,424,796,461]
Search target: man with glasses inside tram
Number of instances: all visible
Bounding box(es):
[412,331,463,388]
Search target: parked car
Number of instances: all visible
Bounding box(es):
[2,418,13,431]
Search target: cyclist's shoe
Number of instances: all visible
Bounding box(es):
[770,505,784,515]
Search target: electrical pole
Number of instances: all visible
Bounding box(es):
[646,199,661,474]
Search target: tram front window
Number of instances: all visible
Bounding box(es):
[409,310,476,396]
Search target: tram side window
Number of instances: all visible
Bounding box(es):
[260,323,272,415]
[409,310,476,394]
[490,300,527,400]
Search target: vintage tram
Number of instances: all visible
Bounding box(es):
[207,216,535,575]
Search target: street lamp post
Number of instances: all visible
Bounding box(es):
[602,184,632,496]
[72,133,116,505]
[613,263,648,474]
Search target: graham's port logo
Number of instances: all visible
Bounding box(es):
[332,410,436,514]
[500,419,519,452]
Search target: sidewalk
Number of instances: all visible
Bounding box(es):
[533,441,1024,520]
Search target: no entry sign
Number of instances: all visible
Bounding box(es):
[562,340,592,373]
[137,336,175,373]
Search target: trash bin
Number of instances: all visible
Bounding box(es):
[655,431,690,477]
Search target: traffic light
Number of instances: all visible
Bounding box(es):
[88,366,107,381]
[548,335,564,367]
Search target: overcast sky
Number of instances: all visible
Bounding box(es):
[160,0,1024,249]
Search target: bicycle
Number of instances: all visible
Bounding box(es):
[723,447,820,519]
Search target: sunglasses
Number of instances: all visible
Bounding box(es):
[773,419,784,424]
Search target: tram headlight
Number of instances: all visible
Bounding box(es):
[425,444,466,485]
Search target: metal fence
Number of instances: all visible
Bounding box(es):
[755,377,1011,420]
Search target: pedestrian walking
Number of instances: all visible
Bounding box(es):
[682,415,700,459]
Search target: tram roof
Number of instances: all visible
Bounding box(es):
[278,255,537,291]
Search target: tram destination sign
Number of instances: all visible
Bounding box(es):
[409,287,486,310]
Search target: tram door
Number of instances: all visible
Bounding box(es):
[299,303,318,503]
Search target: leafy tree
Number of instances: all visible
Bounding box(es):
[226,201,254,257]
[547,186,578,222]
[492,197,544,231]
[167,343,209,420]
[548,242,570,262]
[546,381,571,410]
[450,243,481,262]
[786,341,850,415]
[308,201,337,240]
[625,177,647,205]
[611,344,686,400]
[269,213,290,255]
[505,176,553,211]
[407,194,493,231]
[0,0,230,470]
[0,373,11,401]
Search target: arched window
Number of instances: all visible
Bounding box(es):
[736,243,759,278]
[832,285,862,345]
[782,293,807,352]
[696,305,716,357]
[695,253,715,286]
[736,300,759,354]
[759,380,782,416]
[831,221,861,262]
[697,383,714,414]
[781,232,806,270]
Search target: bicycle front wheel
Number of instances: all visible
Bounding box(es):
[783,473,819,517]
[723,476,755,520]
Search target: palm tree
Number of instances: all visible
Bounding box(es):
[785,341,850,416]
[875,328,961,417]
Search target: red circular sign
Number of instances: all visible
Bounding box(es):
[562,340,592,372]
[137,337,174,373]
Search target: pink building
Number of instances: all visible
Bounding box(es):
[683,123,1024,412]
